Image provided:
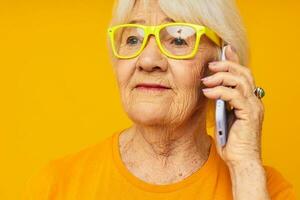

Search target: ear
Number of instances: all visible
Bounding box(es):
[225,45,240,64]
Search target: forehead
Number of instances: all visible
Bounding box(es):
[127,0,175,25]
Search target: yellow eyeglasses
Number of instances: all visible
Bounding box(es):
[107,22,222,60]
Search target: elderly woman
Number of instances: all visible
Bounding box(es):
[23,0,296,199]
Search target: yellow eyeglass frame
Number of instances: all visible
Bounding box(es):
[107,22,222,60]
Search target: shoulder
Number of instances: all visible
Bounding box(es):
[263,165,297,200]
[22,133,115,200]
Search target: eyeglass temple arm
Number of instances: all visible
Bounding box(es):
[205,28,222,47]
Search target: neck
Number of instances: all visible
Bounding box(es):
[133,109,210,160]
[119,107,212,183]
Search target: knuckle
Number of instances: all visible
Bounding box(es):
[254,100,264,113]
[244,67,256,84]
[239,76,248,86]
[225,61,233,70]
[233,89,240,98]
[243,89,251,98]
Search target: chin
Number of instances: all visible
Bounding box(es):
[127,104,170,126]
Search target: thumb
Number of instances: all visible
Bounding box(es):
[225,45,240,64]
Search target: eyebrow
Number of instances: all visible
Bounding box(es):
[128,17,175,24]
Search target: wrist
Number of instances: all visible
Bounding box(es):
[228,160,266,185]
[228,158,263,168]
[228,160,270,200]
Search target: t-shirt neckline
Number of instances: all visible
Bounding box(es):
[112,128,218,193]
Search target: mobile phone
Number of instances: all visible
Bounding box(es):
[215,45,229,147]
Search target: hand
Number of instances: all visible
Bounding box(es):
[201,45,265,167]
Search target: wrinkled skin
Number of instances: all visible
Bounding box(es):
[112,3,267,198]
[113,1,217,129]
[112,0,218,184]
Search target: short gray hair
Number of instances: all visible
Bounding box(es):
[109,0,249,66]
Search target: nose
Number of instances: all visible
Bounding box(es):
[136,36,168,72]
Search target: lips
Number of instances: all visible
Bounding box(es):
[135,83,171,89]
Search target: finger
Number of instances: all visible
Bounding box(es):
[201,72,253,97]
[225,45,239,64]
[208,61,256,89]
[202,86,250,116]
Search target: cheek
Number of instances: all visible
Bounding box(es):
[168,53,212,112]
[168,60,205,115]
[169,59,204,90]
[168,47,216,91]
[114,59,141,112]
[114,59,136,89]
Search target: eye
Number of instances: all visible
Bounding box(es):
[126,36,140,45]
[171,37,188,46]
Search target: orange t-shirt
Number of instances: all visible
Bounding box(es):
[22,129,296,200]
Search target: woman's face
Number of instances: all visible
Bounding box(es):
[113,0,218,126]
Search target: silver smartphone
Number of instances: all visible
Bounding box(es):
[216,45,228,147]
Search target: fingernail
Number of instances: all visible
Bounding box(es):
[201,76,210,81]
[202,88,212,92]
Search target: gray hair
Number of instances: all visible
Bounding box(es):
[109,0,249,66]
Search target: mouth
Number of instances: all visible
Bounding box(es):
[135,83,171,91]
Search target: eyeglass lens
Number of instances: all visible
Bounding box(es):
[113,25,197,57]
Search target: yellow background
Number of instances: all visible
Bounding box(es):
[0,0,299,199]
